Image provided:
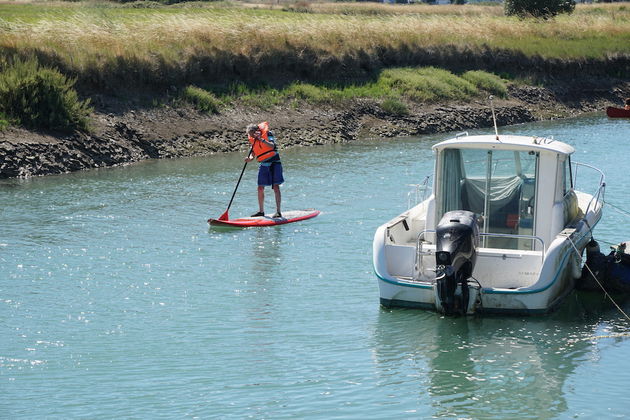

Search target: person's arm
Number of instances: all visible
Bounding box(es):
[244,138,255,162]
[260,136,275,147]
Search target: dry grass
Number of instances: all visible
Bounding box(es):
[307,2,505,16]
[0,1,628,90]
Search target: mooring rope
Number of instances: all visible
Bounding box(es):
[604,199,630,219]
[585,332,630,341]
[565,201,630,340]
[567,237,630,323]
[596,238,620,247]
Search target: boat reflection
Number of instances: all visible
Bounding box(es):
[370,292,629,418]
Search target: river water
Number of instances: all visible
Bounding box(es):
[1,114,629,419]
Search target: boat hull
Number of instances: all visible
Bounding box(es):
[606,106,630,118]
[376,252,577,315]
[374,216,600,315]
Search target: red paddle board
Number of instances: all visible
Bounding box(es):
[209,209,320,227]
[606,106,630,118]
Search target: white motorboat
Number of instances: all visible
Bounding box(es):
[373,133,605,315]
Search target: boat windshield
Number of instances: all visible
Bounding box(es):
[439,148,538,250]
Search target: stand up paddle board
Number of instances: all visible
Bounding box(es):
[208,209,320,227]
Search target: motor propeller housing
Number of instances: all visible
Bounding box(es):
[435,210,480,315]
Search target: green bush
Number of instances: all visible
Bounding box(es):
[0,58,92,132]
[182,85,221,113]
[379,67,478,103]
[0,112,9,131]
[461,70,508,98]
[380,97,409,116]
[505,0,576,18]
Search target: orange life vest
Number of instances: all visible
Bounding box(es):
[248,121,278,162]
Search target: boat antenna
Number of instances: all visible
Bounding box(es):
[489,95,501,142]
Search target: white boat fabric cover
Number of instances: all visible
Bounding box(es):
[463,176,523,215]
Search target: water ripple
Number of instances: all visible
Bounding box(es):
[1,116,630,418]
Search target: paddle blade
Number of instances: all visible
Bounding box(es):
[217,210,229,221]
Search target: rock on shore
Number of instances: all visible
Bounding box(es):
[0,81,627,179]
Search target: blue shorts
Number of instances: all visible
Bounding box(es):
[257,157,284,187]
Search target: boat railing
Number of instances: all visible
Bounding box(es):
[573,161,606,216]
[414,229,436,280]
[407,175,433,209]
[414,230,546,278]
[478,233,546,263]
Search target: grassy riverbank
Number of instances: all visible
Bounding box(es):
[182,67,509,115]
[0,1,629,180]
[1,1,629,94]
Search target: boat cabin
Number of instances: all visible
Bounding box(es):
[433,135,578,251]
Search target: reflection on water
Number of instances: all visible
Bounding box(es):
[251,226,283,280]
[247,227,283,323]
[371,291,630,418]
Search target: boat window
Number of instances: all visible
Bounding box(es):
[440,148,538,250]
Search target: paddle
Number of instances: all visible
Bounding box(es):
[217,146,254,221]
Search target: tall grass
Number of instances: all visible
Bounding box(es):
[462,70,508,98]
[0,2,628,91]
[306,2,505,16]
[0,112,9,131]
[184,67,508,112]
[380,68,478,102]
[182,85,221,113]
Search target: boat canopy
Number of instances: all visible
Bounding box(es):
[433,135,575,155]
[433,135,575,251]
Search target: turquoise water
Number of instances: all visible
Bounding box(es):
[1,114,629,418]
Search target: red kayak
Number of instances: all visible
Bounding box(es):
[606,106,630,118]
[209,209,320,227]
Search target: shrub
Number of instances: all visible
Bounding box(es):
[182,85,221,113]
[380,97,409,116]
[505,0,576,18]
[461,70,508,98]
[0,58,92,132]
[0,112,9,131]
[379,67,478,103]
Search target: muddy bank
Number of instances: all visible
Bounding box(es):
[0,80,628,179]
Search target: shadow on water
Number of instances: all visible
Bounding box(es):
[370,291,630,418]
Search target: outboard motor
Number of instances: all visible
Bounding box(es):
[435,210,480,315]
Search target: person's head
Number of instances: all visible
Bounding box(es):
[626,97,630,106]
[246,124,259,136]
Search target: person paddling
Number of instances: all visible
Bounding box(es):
[245,122,284,218]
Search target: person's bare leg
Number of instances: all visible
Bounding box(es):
[257,186,265,213]
[273,184,281,215]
